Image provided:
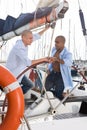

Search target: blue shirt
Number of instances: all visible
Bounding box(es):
[48,47,73,90]
[6,33,41,82]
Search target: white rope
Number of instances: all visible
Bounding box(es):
[3,81,20,94]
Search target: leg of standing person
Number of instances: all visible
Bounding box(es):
[45,71,56,93]
[21,75,34,94]
[54,72,64,100]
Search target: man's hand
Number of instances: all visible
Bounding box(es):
[43,57,52,63]
[49,57,60,63]
[48,57,64,64]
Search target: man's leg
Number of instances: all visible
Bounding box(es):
[21,75,34,94]
[54,72,64,100]
[45,72,55,92]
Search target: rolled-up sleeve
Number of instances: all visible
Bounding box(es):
[63,52,73,67]
[33,33,41,41]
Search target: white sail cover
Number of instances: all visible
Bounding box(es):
[0,0,68,42]
[36,0,60,8]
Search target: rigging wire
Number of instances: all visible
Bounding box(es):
[0,41,7,49]
[78,0,80,9]
[32,0,38,7]
[54,82,80,113]
[20,0,23,13]
[23,115,31,130]
[41,22,56,112]
[73,24,78,60]
[0,41,7,61]
[68,19,71,51]
[25,0,27,12]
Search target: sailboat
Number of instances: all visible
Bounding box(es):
[0,0,87,130]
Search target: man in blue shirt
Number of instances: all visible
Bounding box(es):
[6,28,50,94]
[45,35,73,100]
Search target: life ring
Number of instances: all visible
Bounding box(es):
[0,65,24,130]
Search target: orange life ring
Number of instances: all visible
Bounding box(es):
[0,65,24,130]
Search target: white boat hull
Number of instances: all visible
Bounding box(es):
[18,115,87,130]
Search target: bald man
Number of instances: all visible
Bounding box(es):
[6,28,50,94]
[45,35,73,100]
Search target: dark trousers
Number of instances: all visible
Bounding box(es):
[45,71,64,100]
[21,75,34,94]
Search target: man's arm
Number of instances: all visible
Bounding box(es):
[32,57,50,65]
[50,57,64,64]
[38,26,50,36]
[33,26,50,41]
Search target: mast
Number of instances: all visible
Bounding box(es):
[78,0,87,60]
[73,24,76,60]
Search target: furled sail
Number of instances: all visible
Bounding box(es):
[78,0,87,60]
[0,0,69,42]
[36,0,60,8]
[79,9,86,36]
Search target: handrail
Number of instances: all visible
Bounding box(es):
[72,65,87,82]
[16,61,47,80]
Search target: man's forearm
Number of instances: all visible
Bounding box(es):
[58,58,64,64]
[32,57,50,65]
[50,57,64,64]
[39,27,49,36]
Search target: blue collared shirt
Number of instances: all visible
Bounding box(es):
[6,33,41,82]
[48,47,73,90]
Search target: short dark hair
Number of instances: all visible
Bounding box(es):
[56,35,66,44]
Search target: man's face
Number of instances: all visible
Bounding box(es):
[55,37,64,50]
[23,33,33,45]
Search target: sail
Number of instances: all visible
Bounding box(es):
[0,0,69,42]
[36,0,60,8]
